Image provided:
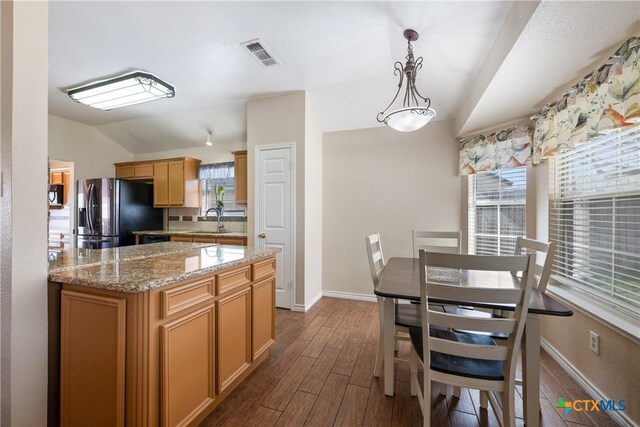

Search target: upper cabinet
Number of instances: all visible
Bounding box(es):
[115,157,201,208]
[233,150,247,205]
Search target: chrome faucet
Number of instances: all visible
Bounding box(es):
[205,207,225,232]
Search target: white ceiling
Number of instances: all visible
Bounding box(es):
[48,1,639,154]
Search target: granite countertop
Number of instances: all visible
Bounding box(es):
[133,230,248,238]
[48,242,279,293]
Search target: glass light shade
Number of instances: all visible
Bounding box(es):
[68,71,174,111]
[383,107,436,132]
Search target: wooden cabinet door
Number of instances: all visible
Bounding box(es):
[168,161,185,206]
[216,287,251,393]
[154,162,169,206]
[60,291,126,427]
[160,305,216,427]
[134,163,154,178]
[234,151,247,204]
[251,277,275,360]
[115,165,135,179]
[51,171,64,184]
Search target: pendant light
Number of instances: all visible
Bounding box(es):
[377,29,436,132]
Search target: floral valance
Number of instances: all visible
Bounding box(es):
[459,125,532,175]
[532,36,640,163]
[198,162,234,180]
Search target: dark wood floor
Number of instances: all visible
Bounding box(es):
[199,297,618,427]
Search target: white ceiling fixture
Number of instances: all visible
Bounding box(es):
[377,29,435,133]
[67,71,175,111]
[241,38,279,68]
[205,130,213,146]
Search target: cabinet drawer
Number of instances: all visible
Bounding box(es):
[217,265,251,295]
[134,163,154,178]
[216,237,246,246]
[160,278,215,319]
[252,257,276,281]
[115,165,134,178]
[192,237,217,244]
[170,235,193,243]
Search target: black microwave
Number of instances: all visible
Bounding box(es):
[49,184,64,206]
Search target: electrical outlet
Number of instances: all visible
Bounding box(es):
[590,331,600,355]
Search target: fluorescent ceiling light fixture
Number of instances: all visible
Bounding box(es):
[67,71,175,111]
[377,29,436,132]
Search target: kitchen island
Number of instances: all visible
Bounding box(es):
[48,242,279,427]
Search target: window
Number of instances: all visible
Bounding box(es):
[549,125,640,318]
[468,167,527,255]
[199,162,245,216]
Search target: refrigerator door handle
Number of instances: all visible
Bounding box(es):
[87,183,97,234]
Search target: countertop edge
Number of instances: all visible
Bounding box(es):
[49,249,279,293]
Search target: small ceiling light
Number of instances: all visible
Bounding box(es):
[205,130,213,146]
[377,29,436,132]
[67,71,175,111]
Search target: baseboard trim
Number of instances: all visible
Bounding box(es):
[291,292,323,312]
[321,290,377,303]
[540,338,636,427]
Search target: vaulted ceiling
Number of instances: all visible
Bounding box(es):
[48,1,639,153]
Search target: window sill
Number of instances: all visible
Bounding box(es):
[546,283,640,343]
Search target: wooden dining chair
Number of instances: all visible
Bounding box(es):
[412,230,462,258]
[409,250,535,427]
[365,233,422,377]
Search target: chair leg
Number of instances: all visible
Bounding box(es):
[374,298,384,377]
[395,337,400,352]
[501,384,516,427]
[453,386,461,398]
[423,369,430,427]
[410,349,418,397]
[480,391,488,409]
[438,383,447,396]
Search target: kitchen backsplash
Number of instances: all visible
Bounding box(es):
[166,207,247,233]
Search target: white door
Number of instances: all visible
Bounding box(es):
[256,146,294,309]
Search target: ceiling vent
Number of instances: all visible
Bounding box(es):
[241,39,279,68]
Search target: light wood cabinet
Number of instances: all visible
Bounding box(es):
[168,235,247,246]
[115,157,201,208]
[116,163,154,179]
[60,291,126,427]
[51,171,64,184]
[53,256,276,427]
[160,305,216,427]
[154,162,170,206]
[233,150,247,205]
[216,286,251,394]
[251,277,275,360]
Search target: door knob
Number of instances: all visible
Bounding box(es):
[258,233,267,239]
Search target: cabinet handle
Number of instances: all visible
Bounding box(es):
[258,233,266,239]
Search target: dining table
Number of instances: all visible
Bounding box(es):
[374,257,573,427]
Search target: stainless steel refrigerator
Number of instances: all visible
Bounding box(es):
[77,178,163,249]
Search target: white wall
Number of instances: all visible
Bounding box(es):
[2,2,49,425]
[48,115,133,179]
[304,96,322,306]
[247,92,307,307]
[323,121,461,297]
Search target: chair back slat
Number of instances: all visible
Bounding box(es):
[428,310,516,334]
[365,233,385,287]
[426,252,529,272]
[412,230,461,258]
[514,237,556,292]
[430,337,509,361]
[427,283,522,305]
[418,250,535,383]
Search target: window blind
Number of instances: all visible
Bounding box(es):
[549,125,640,318]
[468,167,527,255]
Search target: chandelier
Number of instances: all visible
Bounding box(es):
[377,29,436,132]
